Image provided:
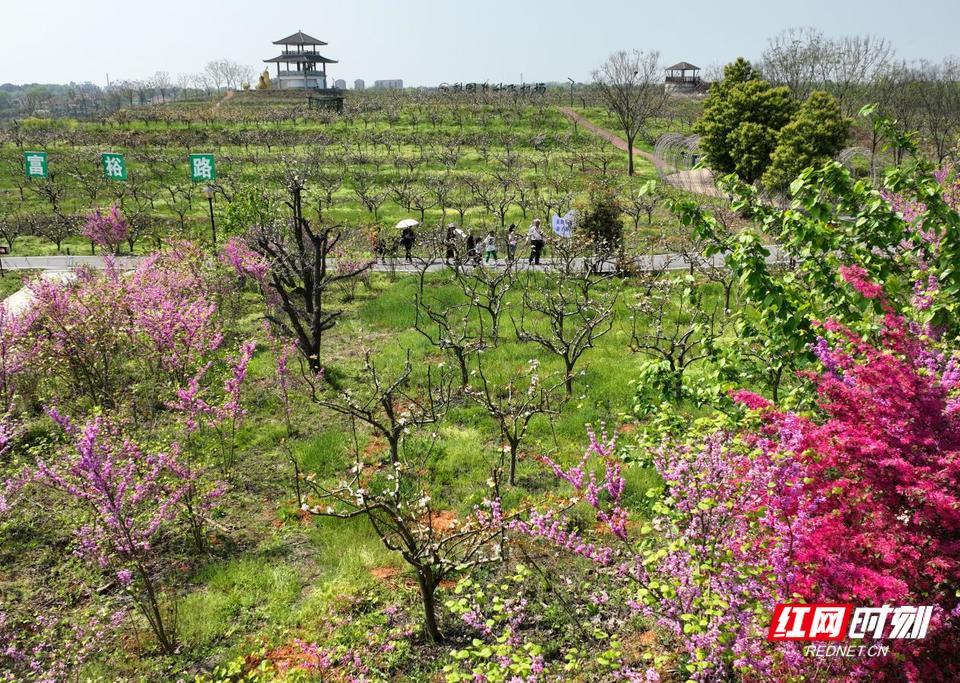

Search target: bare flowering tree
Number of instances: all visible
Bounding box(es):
[627,279,726,403]
[592,49,667,176]
[513,265,619,396]
[466,358,566,485]
[449,255,518,345]
[306,349,452,465]
[296,349,503,643]
[248,167,374,371]
[414,276,484,389]
[300,428,507,643]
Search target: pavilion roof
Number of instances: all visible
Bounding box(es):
[264,53,338,64]
[273,31,328,46]
[666,61,700,71]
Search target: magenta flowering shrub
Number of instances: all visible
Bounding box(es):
[2,415,193,654]
[82,203,130,254]
[734,314,960,680]
[17,244,228,410]
[168,338,256,475]
[219,236,270,283]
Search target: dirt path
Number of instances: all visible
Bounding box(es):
[212,89,236,111]
[559,106,723,198]
[559,106,669,174]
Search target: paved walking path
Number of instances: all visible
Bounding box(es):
[0,248,786,276]
[558,107,724,198]
[0,247,786,313]
[1,255,143,271]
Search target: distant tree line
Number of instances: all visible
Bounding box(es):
[0,59,253,120]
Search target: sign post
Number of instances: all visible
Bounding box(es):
[189,154,216,182]
[23,151,48,178]
[101,153,127,180]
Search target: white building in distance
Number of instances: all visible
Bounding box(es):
[373,79,403,89]
[334,79,346,89]
[354,79,365,91]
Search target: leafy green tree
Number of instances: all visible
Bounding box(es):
[728,121,778,184]
[763,91,851,192]
[577,181,623,255]
[221,188,281,238]
[696,59,796,180]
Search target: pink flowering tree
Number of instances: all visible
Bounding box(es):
[218,236,270,283]
[1,415,192,655]
[168,339,256,476]
[82,204,130,255]
[19,244,229,412]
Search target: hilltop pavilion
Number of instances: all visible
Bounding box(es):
[664,61,702,92]
[264,31,337,89]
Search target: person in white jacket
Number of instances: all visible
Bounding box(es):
[527,219,545,265]
[483,231,498,262]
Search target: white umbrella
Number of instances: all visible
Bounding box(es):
[394,218,420,230]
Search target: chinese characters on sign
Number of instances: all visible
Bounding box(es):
[24,151,48,178]
[189,154,216,182]
[551,211,576,238]
[23,153,219,183]
[768,604,933,642]
[439,82,547,95]
[101,153,127,181]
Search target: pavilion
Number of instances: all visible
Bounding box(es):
[664,61,702,92]
[264,31,338,90]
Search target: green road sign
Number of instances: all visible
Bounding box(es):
[102,152,127,180]
[24,151,48,178]
[189,154,216,182]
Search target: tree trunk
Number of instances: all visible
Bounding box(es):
[626,134,636,176]
[416,568,444,643]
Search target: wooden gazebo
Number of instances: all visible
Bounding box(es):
[264,30,338,90]
[665,61,701,86]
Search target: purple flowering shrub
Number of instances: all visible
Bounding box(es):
[2,414,193,654]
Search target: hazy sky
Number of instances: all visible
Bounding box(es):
[3,0,959,87]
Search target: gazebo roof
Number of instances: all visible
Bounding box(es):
[264,53,338,64]
[666,61,700,71]
[273,30,327,46]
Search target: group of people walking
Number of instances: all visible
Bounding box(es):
[384,219,549,266]
[445,219,547,266]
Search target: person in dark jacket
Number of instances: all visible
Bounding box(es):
[400,226,416,262]
[445,223,457,263]
[466,231,480,266]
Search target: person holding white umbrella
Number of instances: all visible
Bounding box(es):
[395,218,419,262]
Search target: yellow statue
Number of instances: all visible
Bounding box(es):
[256,70,272,90]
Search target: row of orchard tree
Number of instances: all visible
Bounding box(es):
[0,127,670,254]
